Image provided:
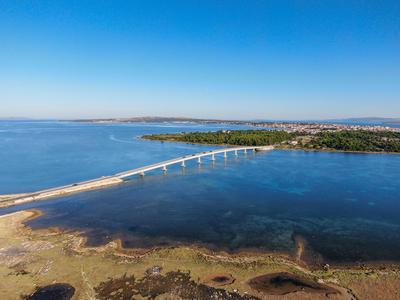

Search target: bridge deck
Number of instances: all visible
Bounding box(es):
[116,146,272,178]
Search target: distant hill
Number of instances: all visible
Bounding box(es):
[326,117,400,125]
[73,116,400,126]
[0,117,33,120]
[73,116,245,124]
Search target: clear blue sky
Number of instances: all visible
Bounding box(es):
[1,1,399,120]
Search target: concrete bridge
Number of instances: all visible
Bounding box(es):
[0,146,273,207]
[116,145,273,178]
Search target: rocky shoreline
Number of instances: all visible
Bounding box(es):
[1,210,399,299]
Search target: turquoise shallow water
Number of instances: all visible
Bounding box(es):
[1,121,400,263]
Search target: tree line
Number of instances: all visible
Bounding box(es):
[143,130,298,146]
[143,129,400,153]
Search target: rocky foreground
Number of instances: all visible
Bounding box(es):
[0,210,399,299]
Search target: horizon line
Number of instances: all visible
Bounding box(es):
[0,115,399,122]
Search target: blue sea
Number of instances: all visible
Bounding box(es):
[1,120,400,264]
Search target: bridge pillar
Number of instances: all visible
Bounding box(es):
[211,154,215,161]
[162,165,167,172]
[140,172,145,177]
[244,149,247,154]
[197,157,201,164]
[234,150,238,156]
[223,151,227,158]
[181,160,186,167]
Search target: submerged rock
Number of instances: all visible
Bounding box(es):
[25,283,75,300]
[247,272,338,296]
[201,273,235,286]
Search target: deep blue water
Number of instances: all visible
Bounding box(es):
[1,121,400,264]
[0,120,251,194]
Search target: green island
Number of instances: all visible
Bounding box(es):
[143,130,299,146]
[143,130,400,153]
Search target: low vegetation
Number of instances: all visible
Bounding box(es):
[302,130,400,153]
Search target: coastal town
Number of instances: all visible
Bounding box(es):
[252,121,400,134]
[77,116,400,135]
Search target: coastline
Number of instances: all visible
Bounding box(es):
[1,209,399,299]
[17,208,400,271]
[277,146,400,155]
